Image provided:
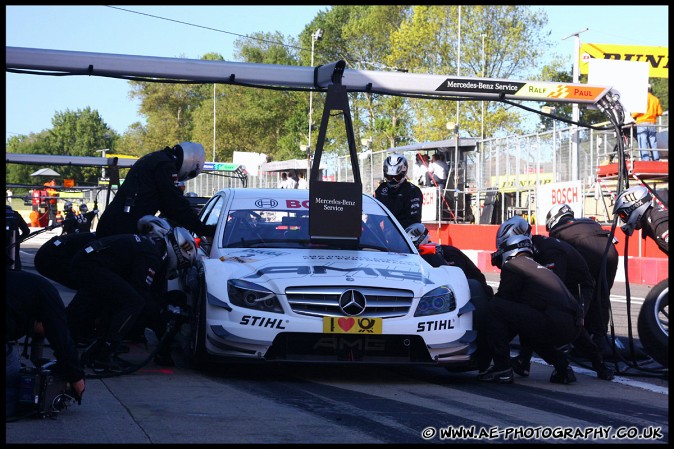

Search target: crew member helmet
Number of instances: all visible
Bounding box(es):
[137,215,172,240]
[405,223,430,247]
[64,200,72,210]
[498,234,533,264]
[164,227,197,279]
[383,153,408,188]
[174,142,206,181]
[79,203,88,213]
[613,185,653,236]
[495,215,532,249]
[545,204,574,232]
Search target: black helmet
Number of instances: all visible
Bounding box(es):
[491,234,534,268]
[496,215,531,249]
[79,203,88,213]
[174,142,206,181]
[164,227,197,279]
[613,185,652,236]
[545,204,574,232]
[383,153,408,188]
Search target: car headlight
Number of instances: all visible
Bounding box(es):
[414,286,455,317]
[227,279,283,314]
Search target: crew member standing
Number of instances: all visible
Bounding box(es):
[374,153,423,229]
[631,84,663,161]
[6,204,31,271]
[95,142,214,239]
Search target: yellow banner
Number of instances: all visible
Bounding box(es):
[580,43,668,78]
[490,173,554,192]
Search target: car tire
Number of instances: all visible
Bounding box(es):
[637,278,668,368]
[185,262,209,369]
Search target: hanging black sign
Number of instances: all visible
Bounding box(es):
[308,62,363,246]
[309,180,362,240]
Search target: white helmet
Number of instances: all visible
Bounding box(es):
[496,215,532,249]
[79,203,88,213]
[613,185,653,236]
[405,223,430,247]
[545,204,574,232]
[137,215,172,240]
[499,234,533,263]
[164,227,197,279]
[383,153,408,188]
[174,142,206,181]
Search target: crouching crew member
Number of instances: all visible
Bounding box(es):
[479,234,582,384]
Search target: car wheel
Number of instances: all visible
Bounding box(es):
[637,278,668,368]
[185,263,209,368]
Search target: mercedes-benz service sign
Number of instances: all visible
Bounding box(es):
[308,180,362,241]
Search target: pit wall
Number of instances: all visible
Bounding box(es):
[426,223,667,286]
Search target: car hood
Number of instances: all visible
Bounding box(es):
[203,247,468,296]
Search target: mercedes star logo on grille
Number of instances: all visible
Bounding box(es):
[338,289,367,316]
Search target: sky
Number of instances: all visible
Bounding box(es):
[5,5,669,142]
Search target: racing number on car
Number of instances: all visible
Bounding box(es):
[323,317,383,334]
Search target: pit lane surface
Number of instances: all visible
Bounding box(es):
[5,231,668,444]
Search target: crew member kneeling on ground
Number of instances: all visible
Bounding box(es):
[405,223,493,372]
[479,234,582,384]
[67,227,196,373]
[494,216,614,381]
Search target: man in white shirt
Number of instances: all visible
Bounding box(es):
[413,154,429,187]
[286,170,299,189]
[297,171,308,189]
[426,153,449,189]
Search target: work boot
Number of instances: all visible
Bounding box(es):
[592,361,615,381]
[510,356,531,377]
[90,341,126,374]
[550,365,577,384]
[477,366,514,384]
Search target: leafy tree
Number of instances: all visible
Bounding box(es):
[6,108,117,188]
[387,5,554,140]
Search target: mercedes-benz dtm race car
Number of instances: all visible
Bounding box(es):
[177,188,476,370]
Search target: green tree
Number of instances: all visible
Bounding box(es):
[387,5,554,140]
[296,5,411,155]
[6,108,117,188]
[127,53,208,152]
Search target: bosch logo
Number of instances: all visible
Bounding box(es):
[338,289,367,316]
[255,198,278,208]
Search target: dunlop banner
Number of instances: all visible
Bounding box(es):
[489,173,554,193]
[580,43,668,78]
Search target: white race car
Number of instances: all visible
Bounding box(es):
[178,188,477,370]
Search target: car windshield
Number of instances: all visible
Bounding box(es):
[221,208,411,253]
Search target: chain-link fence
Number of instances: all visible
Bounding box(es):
[182,116,667,224]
